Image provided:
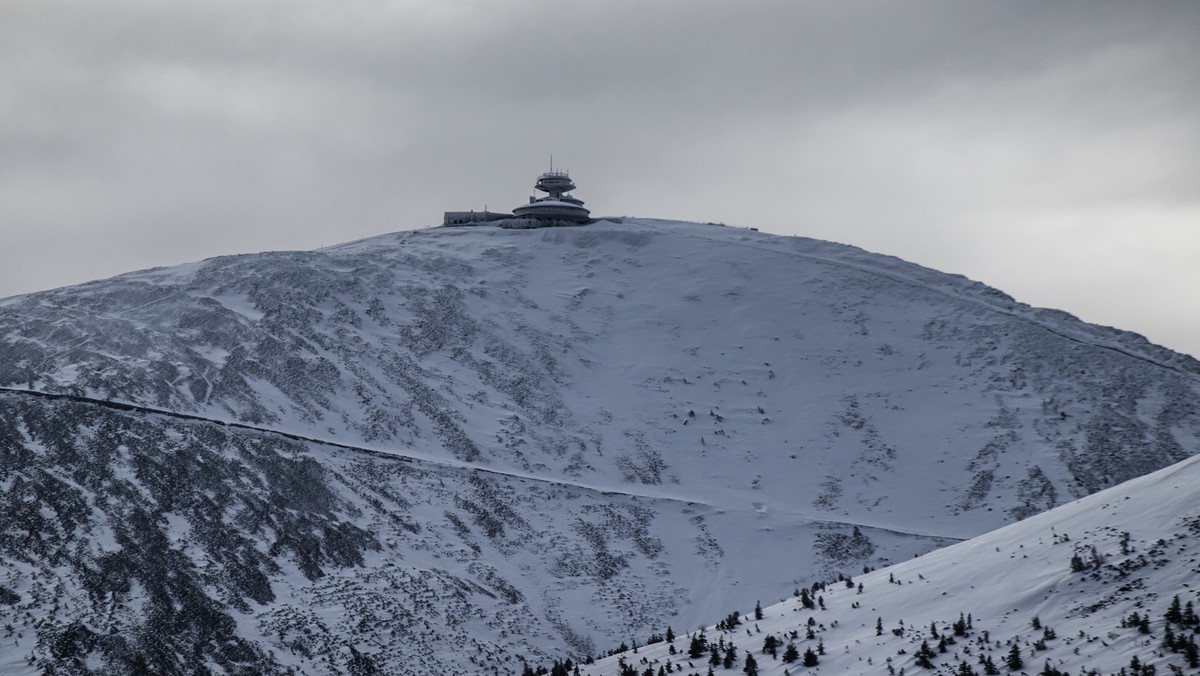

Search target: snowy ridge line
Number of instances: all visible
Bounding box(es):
[654,220,1200,379]
[0,385,963,542]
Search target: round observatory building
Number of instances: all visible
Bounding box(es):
[513,169,591,223]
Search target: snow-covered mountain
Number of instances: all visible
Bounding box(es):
[0,218,1197,674]
[579,449,1200,676]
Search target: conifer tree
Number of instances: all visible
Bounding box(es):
[782,643,799,664]
[755,601,763,621]
[743,652,759,675]
[723,644,737,669]
[802,647,819,667]
[1069,553,1086,573]
[1005,644,1022,671]
[1166,595,1183,624]
[953,613,967,636]
[915,640,935,669]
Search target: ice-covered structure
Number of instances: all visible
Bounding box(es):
[512,169,590,222]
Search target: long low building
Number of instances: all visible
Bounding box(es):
[442,210,512,225]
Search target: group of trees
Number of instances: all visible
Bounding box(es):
[1161,595,1200,668]
[1069,545,1105,573]
[519,659,580,676]
[533,575,1199,676]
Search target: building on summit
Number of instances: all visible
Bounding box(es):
[442,165,591,226]
[511,169,590,223]
[442,210,511,225]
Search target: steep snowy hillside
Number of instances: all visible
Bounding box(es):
[0,218,1197,673]
[580,451,1200,676]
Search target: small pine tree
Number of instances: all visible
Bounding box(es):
[755,601,764,621]
[915,640,935,668]
[876,617,884,636]
[802,647,819,667]
[782,643,799,664]
[1162,624,1176,651]
[1166,595,1184,625]
[1069,553,1086,572]
[953,613,967,636]
[1038,659,1063,676]
[1005,644,1022,671]
[743,652,759,676]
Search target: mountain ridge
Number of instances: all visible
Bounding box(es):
[0,218,1196,673]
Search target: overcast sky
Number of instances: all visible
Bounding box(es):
[2,1,1198,356]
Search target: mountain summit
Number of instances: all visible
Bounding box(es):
[1,219,1196,673]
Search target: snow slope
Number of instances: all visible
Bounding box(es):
[580,451,1200,675]
[0,218,1197,673]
